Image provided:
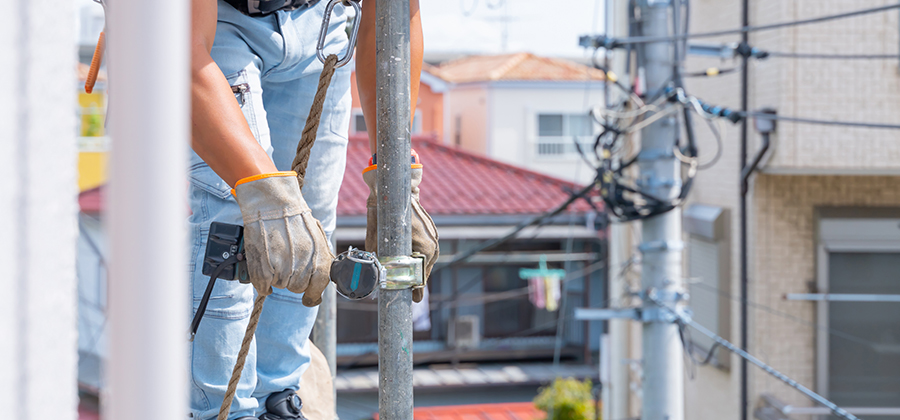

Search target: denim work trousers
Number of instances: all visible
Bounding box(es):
[187,2,351,418]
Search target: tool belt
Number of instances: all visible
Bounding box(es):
[223,0,320,16]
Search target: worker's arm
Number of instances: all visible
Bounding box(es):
[191,0,276,187]
[190,0,331,306]
[356,0,423,154]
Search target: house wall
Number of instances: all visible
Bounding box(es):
[349,71,444,140]
[680,1,900,419]
[444,85,490,154]
[750,175,900,408]
[488,84,604,185]
[754,0,900,173]
[0,0,79,417]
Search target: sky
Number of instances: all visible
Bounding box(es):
[418,0,605,59]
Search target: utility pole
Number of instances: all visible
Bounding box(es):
[636,1,684,419]
[376,0,414,419]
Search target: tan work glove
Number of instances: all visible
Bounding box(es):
[233,172,334,306]
[362,152,439,303]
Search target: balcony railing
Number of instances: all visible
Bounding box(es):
[535,136,596,157]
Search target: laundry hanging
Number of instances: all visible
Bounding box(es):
[519,255,566,312]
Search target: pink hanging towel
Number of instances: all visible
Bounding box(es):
[528,277,546,309]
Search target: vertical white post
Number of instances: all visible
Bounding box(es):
[637,1,684,420]
[0,0,79,418]
[106,0,190,418]
[606,0,636,419]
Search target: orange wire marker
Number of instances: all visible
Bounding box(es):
[85,31,105,94]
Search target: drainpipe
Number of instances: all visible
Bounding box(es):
[739,1,750,419]
[740,106,775,420]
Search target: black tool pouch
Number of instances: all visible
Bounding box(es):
[223,0,319,17]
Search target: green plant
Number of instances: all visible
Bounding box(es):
[534,378,596,420]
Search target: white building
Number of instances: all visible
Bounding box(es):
[430,53,606,185]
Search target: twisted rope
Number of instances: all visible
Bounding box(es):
[292,54,339,190]
[218,53,339,419]
[218,294,266,420]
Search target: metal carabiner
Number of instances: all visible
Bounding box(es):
[317,0,362,68]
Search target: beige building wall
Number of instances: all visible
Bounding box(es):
[444,85,489,154]
[490,85,604,185]
[680,1,900,419]
[750,175,900,407]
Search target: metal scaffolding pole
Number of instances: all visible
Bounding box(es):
[106,0,190,418]
[376,0,414,419]
[313,283,337,419]
[636,1,684,419]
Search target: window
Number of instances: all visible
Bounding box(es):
[351,109,421,135]
[352,112,367,134]
[454,115,462,146]
[684,204,731,369]
[536,113,595,156]
[815,215,900,416]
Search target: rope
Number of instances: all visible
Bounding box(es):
[218,53,338,419]
[218,294,266,420]
[292,54,339,190]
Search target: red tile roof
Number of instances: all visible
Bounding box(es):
[429,53,605,84]
[79,186,104,214]
[338,135,595,217]
[374,402,544,420]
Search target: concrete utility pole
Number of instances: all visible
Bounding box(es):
[376,0,414,419]
[635,1,685,420]
[605,0,636,419]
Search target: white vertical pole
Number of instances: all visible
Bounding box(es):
[106,0,190,417]
[637,1,684,419]
[606,0,636,419]
[0,0,79,418]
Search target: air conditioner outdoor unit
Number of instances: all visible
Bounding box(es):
[448,315,481,349]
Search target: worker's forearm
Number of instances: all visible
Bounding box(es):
[356,0,423,154]
[191,55,277,187]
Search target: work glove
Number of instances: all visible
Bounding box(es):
[233,172,334,306]
[363,151,439,303]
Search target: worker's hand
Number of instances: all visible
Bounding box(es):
[233,172,334,306]
[363,152,439,303]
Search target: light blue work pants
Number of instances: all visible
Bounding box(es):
[187,2,351,418]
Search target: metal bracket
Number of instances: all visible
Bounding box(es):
[379,254,425,290]
[638,240,685,253]
[785,293,900,303]
[574,307,641,321]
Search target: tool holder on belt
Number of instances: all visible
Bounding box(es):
[215,1,359,418]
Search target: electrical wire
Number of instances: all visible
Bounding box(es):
[587,3,900,47]
[460,0,478,16]
[685,67,739,77]
[765,51,900,60]
[678,92,900,130]
[648,296,861,420]
[747,111,900,130]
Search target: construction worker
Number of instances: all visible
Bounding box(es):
[189,0,437,419]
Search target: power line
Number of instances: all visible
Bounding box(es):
[747,111,900,130]
[680,92,900,130]
[766,51,900,60]
[648,296,860,420]
[689,282,882,351]
[581,3,900,48]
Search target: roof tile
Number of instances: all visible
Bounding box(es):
[430,53,605,84]
[338,135,596,217]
